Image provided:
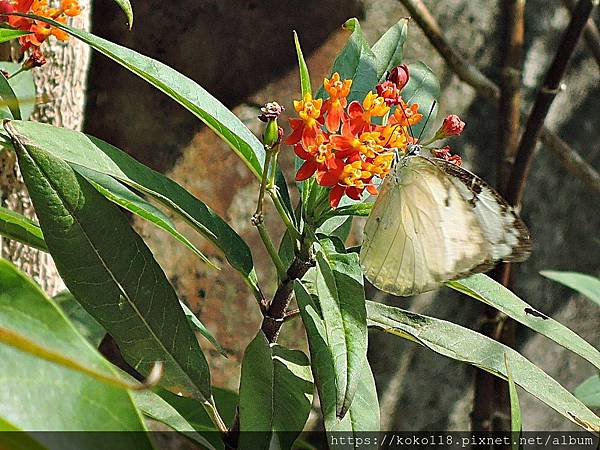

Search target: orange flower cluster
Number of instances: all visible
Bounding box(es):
[0,0,80,59]
[286,68,424,208]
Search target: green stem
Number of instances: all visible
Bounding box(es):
[7,68,25,80]
[256,221,287,280]
[268,188,301,241]
[254,151,273,218]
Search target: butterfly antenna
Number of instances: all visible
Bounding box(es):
[417,100,437,143]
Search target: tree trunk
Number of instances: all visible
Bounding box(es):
[0,0,91,296]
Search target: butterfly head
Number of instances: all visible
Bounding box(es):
[406,143,421,156]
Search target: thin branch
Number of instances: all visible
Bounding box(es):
[507,0,597,206]
[563,0,600,71]
[498,0,526,195]
[398,0,600,201]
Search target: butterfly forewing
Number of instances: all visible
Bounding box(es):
[360,156,531,296]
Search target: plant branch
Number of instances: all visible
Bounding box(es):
[506,0,597,206]
[563,0,600,71]
[498,0,525,195]
[398,0,600,201]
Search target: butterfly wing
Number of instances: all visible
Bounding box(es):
[360,156,531,296]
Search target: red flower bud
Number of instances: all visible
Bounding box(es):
[376,80,400,105]
[0,0,15,16]
[437,115,465,138]
[22,48,47,70]
[387,64,409,91]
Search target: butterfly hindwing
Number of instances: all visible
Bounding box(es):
[360,156,531,296]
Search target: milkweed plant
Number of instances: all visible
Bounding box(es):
[0,2,598,449]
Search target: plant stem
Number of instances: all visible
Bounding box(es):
[7,68,25,80]
[268,188,301,241]
[397,0,600,200]
[562,0,600,71]
[506,0,597,207]
[256,221,287,280]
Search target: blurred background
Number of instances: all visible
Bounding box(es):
[84,0,599,431]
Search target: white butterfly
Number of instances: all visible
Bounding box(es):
[360,146,532,296]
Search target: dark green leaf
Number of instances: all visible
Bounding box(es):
[53,290,106,347]
[315,250,367,417]
[575,374,600,408]
[401,61,440,139]
[372,18,409,81]
[111,0,133,29]
[0,28,31,45]
[238,332,314,450]
[0,259,152,444]
[0,206,47,252]
[447,274,600,370]
[180,300,227,357]
[367,301,600,432]
[295,282,379,439]
[4,120,258,290]
[9,129,213,401]
[0,62,35,120]
[76,165,216,269]
[294,31,311,97]
[540,270,600,307]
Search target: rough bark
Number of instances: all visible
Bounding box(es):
[0,0,91,296]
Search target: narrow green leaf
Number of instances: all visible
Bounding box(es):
[315,250,368,418]
[540,270,600,307]
[238,332,314,450]
[0,71,20,120]
[9,128,213,401]
[0,259,152,442]
[447,274,600,371]
[367,301,600,432]
[0,62,35,120]
[575,374,600,408]
[295,281,379,440]
[372,18,409,81]
[21,14,266,180]
[0,28,31,44]
[132,388,218,450]
[504,353,522,440]
[401,61,440,139]
[77,165,217,269]
[180,300,227,357]
[0,206,47,252]
[4,120,258,290]
[294,31,311,97]
[111,0,133,29]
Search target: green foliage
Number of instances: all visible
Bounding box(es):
[448,274,600,371]
[111,0,134,29]
[541,270,600,307]
[401,61,440,138]
[0,62,35,120]
[9,129,213,400]
[0,28,31,45]
[367,301,600,432]
[0,206,47,252]
[575,374,600,408]
[0,260,151,446]
[372,17,409,81]
[239,332,313,449]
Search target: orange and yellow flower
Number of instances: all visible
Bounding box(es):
[284,65,449,208]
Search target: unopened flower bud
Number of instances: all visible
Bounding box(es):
[387,64,409,91]
[258,101,284,122]
[22,49,47,70]
[437,115,465,138]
